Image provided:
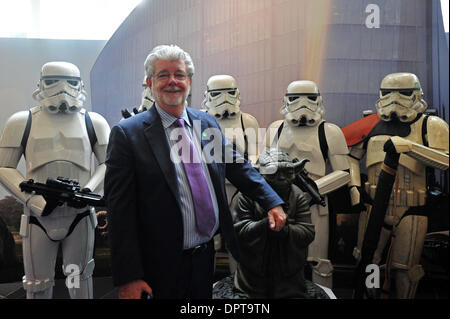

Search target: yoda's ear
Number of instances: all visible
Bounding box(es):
[293,158,309,174]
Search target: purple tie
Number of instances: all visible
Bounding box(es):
[175,118,216,237]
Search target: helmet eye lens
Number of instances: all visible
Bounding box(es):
[68,80,79,86]
[381,89,414,97]
[288,96,300,102]
[44,79,59,85]
[399,90,413,96]
[210,91,221,97]
[228,90,236,96]
[308,95,318,101]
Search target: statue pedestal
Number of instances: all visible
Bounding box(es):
[213,274,334,299]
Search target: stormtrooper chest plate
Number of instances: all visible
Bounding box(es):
[25,110,92,177]
[366,118,425,175]
[219,116,247,155]
[278,124,326,178]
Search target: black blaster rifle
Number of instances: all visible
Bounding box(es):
[19,177,105,216]
[353,139,400,299]
[293,158,326,207]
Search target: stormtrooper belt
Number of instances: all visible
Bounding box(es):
[29,210,91,242]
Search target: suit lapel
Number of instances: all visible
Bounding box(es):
[143,106,181,210]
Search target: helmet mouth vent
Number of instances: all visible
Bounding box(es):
[59,103,68,112]
[299,116,307,124]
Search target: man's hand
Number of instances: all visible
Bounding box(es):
[118,280,152,299]
[267,205,287,231]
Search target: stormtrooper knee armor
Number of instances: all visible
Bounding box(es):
[0,62,110,298]
[267,80,354,288]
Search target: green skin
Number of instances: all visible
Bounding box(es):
[261,166,295,203]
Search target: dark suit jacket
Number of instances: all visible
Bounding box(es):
[105,105,283,298]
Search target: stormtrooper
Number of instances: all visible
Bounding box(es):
[344,73,449,298]
[202,75,260,273]
[202,75,260,201]
[266,80,353,288]
[121,77,155,119]
[0,61,110,298]
[139,76,155,112]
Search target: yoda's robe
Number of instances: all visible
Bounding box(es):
[232,185,315,298]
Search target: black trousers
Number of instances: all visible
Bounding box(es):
[174,240,215,299]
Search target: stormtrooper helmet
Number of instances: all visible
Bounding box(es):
[202,75,241,119]
[280,80,324,127]
[32,62,86,114]
[376,73,428,122]
[139,76,154,112]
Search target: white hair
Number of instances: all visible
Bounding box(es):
[144,45,195,78]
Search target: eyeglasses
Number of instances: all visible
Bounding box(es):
[155,71,188,81]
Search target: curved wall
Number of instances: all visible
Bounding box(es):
[91,0,445,129]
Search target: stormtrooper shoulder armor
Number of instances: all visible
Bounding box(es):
[324,122,349,156]
[87,111,110,146]
[426,116,449,154]
[265,120,284,149]
[242,113,259,129]
[268,120,284,130]
[0,111,30,148]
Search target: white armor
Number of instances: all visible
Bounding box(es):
[202,75,260,272]
[139,76,154,112]
[0,62,110,299]
[280,81,325,127]
[32,62,87,114]
[203,75,241,121]
[266,80,352,288]
[350,73,449,298]
[202,75,260,199]
[375,73,428,123]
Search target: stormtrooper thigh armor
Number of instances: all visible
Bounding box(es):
[20,205,97,298]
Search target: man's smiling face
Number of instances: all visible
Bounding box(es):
[147,59,192,113]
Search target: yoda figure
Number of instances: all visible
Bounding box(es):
[232,149,315,298]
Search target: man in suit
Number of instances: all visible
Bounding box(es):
[105,45,287,299]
